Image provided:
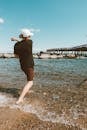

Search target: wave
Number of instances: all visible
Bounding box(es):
[0,92,86,130]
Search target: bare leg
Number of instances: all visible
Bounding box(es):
[16,81,33,104]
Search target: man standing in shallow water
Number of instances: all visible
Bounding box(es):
[11,29,34,104]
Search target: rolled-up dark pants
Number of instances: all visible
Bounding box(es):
[22,68,34,81]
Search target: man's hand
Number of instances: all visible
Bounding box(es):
[11,37,19,42]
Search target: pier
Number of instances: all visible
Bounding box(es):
[46,44,87,58]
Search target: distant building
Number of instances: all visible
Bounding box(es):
[47,44,87,57]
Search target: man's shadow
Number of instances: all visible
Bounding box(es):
[0,87,20,98]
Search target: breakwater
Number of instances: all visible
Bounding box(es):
[0,52,87,59]
[0,44,87,59]
[0,53,15,58]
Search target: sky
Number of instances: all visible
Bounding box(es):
[0,0,87,53]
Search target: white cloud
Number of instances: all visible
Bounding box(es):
[0,18,4,24]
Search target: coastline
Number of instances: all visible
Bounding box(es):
[0,79,87,130]
[0,52,87,59]
[0,56,87,130]
[0,107,82,130]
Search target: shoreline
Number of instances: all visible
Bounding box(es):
[0,53,87,59]
[0,80,87,130]
[0,107,82,130]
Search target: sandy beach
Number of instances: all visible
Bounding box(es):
[0,107,83,130]
[0,107,79,130]
[0,79,87,130]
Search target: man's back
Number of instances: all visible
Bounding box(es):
[14,39,34,69]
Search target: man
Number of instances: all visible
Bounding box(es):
[11,29,34,104]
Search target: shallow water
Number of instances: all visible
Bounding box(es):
[0,58,87,129]
[0,58,87,87]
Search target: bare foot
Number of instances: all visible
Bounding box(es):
[16,99,23,104]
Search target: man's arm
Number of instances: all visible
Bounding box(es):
[11,37,19,42]
[11,37,20,58]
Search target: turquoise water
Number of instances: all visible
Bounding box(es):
[0,58,87,88]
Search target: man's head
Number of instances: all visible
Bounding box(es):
[19,29,34,39]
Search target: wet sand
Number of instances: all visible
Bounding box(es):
[0,80,87,130]
[0,107,82,130]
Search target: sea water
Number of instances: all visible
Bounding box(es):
[0,58,87,87]
[0,58,87,129]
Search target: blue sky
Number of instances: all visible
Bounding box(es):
[0,0,87,52]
